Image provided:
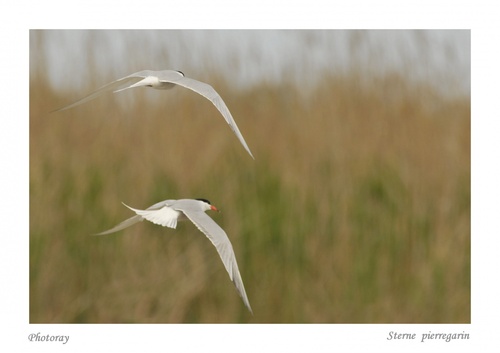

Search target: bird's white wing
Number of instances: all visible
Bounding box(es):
[94,199,176,235]
[181,209,253,313]
[157,72,254,159]
[94,215,144,235]
[123,203,180,229]
[52,71,152,112]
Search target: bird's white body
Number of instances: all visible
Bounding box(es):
[96,198,253,314]
[54,70,254,159]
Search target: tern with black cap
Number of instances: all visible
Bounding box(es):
[53,69,254,159]
[95,198,253,314]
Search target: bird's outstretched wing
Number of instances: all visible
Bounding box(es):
[94,214,144,235]
[157,71,254,159]
[94,199,176,235]
[181,208,253,314]
[122,203,180,229]
[52,75,147,112]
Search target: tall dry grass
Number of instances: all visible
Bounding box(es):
[30,48,469,323]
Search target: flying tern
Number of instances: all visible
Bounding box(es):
[54,70,254,159]
[96,198,253,314]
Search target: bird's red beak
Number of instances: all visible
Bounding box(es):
[210,205,220,212]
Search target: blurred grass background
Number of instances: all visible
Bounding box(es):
[30,31,470,323]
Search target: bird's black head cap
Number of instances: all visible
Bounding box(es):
[196,198,211,205]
